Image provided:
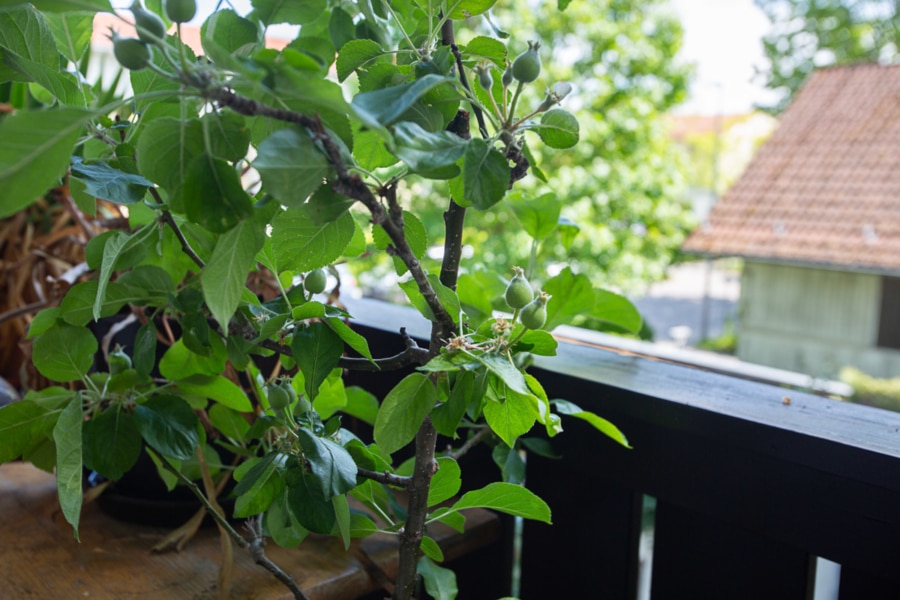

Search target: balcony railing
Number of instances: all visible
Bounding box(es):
[343,298,900,599]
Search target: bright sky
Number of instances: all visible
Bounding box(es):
[670,0,778,115]
[183,0,775,116]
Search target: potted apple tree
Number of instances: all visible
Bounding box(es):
[0,0,639,597]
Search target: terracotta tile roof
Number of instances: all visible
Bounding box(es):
[682,63,900,273]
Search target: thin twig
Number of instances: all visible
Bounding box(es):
[256,329,430,372]
[357,468,413,488]
[147,448,310,600]
[152,186,204,270]
[449,427,492,461]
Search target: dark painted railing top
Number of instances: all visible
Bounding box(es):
[343,297,900,461]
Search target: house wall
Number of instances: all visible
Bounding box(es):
[737,262,900,379]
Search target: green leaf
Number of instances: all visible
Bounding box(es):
[475,353,530,395]
[200,9,259,62]
[69,156,153,205]
[0,107,93,219]
[32,323,97,382]
[233,453,285,517]
[591,289,643,334]
[553,400,631,449]
[512,329,558,356]
[432,371,473,438]
[463,36,507,68]
[286,466,336,534]
[508,191,560,240]
[332,493,352,549]
[336,38,385,82]
[342,386,379,425]
[447,0,497,19]
[82,408,141,481]
[418,556,458,600]
[419,537,445,563]
[45,12,93,63]
[324,317,374,363]
[57,281,126,326]
[353,128,398,170]
[463,138,509,210]
[202,217,265,330]
[451,482,551,523]
[176,375,253,412]
[0,400,57,462]
[135,117,205,192]
[328,6,354,50]
[391,121,467,172]
[538,109,580,149]
[428,457,461,507]
[179,154,253,233]
[311,370,346,419]
[254,128,329,207]
[265,491,309,547]
[159,337,227,379]
[118,265,176,297]
[271,208,355,272]
[492,445,526,484]
[25,307,60,339]
[352,74,451,132]
[305,185,356,225]
[250,0,326,25]
[133,394,201,460]
[133,322,158,378]
[542,267,597,331]
[208,403,251,443]
[291,322,344,401]
[92,225,156,321]
[202,110,252,162]
[374,373,438,455]
[0,7,84,103]
[53,396,83,540]
[1,0,111,11]
[484,386,538,448]
[297,428,358,498]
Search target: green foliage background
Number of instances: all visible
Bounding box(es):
[352,0,696,300]
[755,0,900,113]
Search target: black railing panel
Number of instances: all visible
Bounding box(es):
[341,299,900,598]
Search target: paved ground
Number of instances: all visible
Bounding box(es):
[632,261,741,346]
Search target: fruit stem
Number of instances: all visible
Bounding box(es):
[506,79,525,128]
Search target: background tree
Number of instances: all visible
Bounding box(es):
[754,0,900,113]
[353,0,695,308]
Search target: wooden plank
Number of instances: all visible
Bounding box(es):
[650,501,813,600]
[0,462,499,599]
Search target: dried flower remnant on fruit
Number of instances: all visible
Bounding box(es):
[446,336,468,352]
[492,317,511,337]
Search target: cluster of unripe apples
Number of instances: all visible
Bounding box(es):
[504,267,549,330]
[110,0,196,71]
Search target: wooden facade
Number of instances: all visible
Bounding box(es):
[738,261,900,378]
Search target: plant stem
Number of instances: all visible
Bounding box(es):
[393,417,439,599]
[148,448,311,600]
